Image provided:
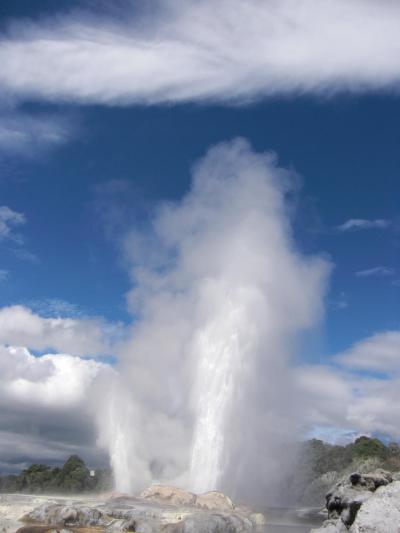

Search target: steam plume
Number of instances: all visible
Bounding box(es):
[96,139,330,500]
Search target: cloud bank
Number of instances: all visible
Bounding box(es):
[0,302,121,472]
[300,329,400,441]
[1,0,400,105]
[0,305,119,357]
[0,344,111,472]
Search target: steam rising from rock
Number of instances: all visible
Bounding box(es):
[96,139,330,500]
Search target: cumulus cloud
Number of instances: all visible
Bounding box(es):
[0,305,120,470]
[337,218,389,232]
[0,305,120,357]
[356,266,395,277]
[0,345,112,471]
[96,138,330,502]
[0,0,400,106]
[338,330,400,374]
[0,206,25,242]
[298,329,400,441]
[0,345,103,407]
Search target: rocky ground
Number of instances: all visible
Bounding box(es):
[0,485,266,533]
[310,469,400,532]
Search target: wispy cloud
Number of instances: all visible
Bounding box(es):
[332,291,348,310]
[0,205,25,243]
[10,248,40,263]
[0,111,72,156]
[0,269,9,282]
[337,218,389,232]
[1,0,400,106]
[0,206,39,264]
[356,266,395,278]
[27,298,84,319]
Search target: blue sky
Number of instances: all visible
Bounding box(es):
[1,0,400,473]
[2,94,399,355]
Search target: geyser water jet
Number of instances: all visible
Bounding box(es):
[96,138,330,498]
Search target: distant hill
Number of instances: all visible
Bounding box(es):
[0,455,112,494]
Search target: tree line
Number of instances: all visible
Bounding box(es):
[0,455,112,493]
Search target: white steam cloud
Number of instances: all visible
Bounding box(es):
[1,0,400,105]
[96,139,330,500]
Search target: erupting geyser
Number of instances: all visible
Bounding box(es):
[96,138,330,498]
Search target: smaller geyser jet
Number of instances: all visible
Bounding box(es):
[96,138,329,499]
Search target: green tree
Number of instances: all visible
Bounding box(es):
[349,436,388,461]
[57,455,92,492]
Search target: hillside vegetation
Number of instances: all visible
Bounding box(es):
[0,455,112,494]
[293,436,400,505]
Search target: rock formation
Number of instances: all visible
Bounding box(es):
[311,469,400,532]
[19,485,264,532]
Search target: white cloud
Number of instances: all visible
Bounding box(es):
[338,330,400,374]
[0,305,120,357]
[0,304,121,471]
[0,345,103,407]
[0,269,9,282]
[297,329,400,441]
[0,112,71,155]
[356,266,395,277]
[26,298,84,318]
[0,344,112,470]
[0,205,25,242]
[0,0,400,106]
[337,218,389,232]
[300,367,400,440]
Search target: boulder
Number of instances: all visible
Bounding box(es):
[182,512,252,533]
[195,491,234,511]
[23,503,106,528]
[249,512,267,526]
[140,485,196,507]
[310,520,347,532]
[325,469,393,526]
[350,481,400,533]
[312,470,398,532]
